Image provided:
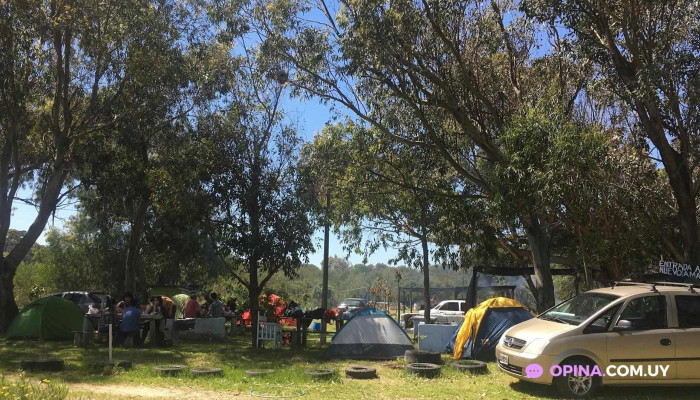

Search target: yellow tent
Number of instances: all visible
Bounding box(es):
[452,297,534,359]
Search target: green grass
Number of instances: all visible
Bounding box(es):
[0,333,697,399]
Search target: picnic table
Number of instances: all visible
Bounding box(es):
[79,313,165,347]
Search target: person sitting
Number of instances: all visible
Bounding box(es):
[117,293,140,346]
[183,294,201,318]
[88,303,101,315]
[209,292,223,318]
[141,296,166,345]
[226,297,238,315]
[98,298,117,340]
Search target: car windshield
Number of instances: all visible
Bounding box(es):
[89,293,106,303]
[539,293,619,326]
[344,299,364,307]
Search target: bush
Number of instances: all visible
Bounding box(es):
[0,376,68,400]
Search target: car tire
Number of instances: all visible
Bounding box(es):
[154,364,187,376]
[20,359,64,372]
[452,360,487,374]
[406,362,441,378]
[345,365,378,379]
[554,359,601,398]
[305,368,333,379]
[192,367,223,377]
[404,350,442,364]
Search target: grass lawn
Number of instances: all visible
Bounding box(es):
[0,332,697,399]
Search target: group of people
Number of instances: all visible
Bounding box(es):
[89,292,143,346]
[86,291,239,347]
[183,292,237,319]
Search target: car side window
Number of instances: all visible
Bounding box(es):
[443,302,459,311]
[619,295,667,330]
[675,295,700,328]
[584,304,621,334]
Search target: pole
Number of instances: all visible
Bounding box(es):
[321,188,330,344]
[108,324,113,363]
[396,271,402,326]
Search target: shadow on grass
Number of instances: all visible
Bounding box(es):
[0,332,331,384]
[509,380,700,399]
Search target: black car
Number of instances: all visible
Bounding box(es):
[51,291,109,313]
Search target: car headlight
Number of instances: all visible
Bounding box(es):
[523,338,550,355]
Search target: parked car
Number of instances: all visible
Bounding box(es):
[337,298,367,318]
[419,300,467,324]
[496,282,700,398]
[51,291,109,313]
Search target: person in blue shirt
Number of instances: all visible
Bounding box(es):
[117,292,141,345]
[209,293,224,318]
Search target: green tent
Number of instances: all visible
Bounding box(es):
[172,294,190,319]
[6,296,83,340]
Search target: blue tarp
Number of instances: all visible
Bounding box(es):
[445,307,533,360]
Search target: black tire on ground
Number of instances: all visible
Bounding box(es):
[20,359,65,372]
[345,365,378,379]
[452,360,488,374]
[117,360,133,370]
[404,350,442,364]
[154,364,187,376]
[245,369,274,377]
[192,367,223,377]
[554,359,601,399]
[406,362,441,379]
[305,368,333,379]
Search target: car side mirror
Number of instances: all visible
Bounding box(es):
[613,319,632,331]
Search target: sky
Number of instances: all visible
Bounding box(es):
[8,92,399,269]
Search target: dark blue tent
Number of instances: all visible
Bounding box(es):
[446,307,533,360]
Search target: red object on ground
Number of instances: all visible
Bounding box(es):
[239,293,288,326]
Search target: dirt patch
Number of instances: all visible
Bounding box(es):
[69,383,252,399]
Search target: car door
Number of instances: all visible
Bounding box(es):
[606,294,676,381]
[673,294,700,380]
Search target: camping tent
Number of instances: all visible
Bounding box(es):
[172,294,190,319]
[6,296,83,340]
[448,297,534,360]
[325,308,414,360]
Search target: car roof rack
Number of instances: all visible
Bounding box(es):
[611,281,661,293]
[611,281,651,288]
[649,282,698,293]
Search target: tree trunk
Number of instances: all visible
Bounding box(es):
[421,235,431,323]
[124,195,148,297]
[524,213,555,313]
[0,265,18,333]
[665,158,699,265]
[321,188,330,344]
[249,260,260,348]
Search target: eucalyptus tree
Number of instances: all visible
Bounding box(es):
[203,55,316,347]
[525,0,700,265]
[238,0,582,310]
[0,0,193,331]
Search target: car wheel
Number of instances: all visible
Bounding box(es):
[554,360,601,398]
